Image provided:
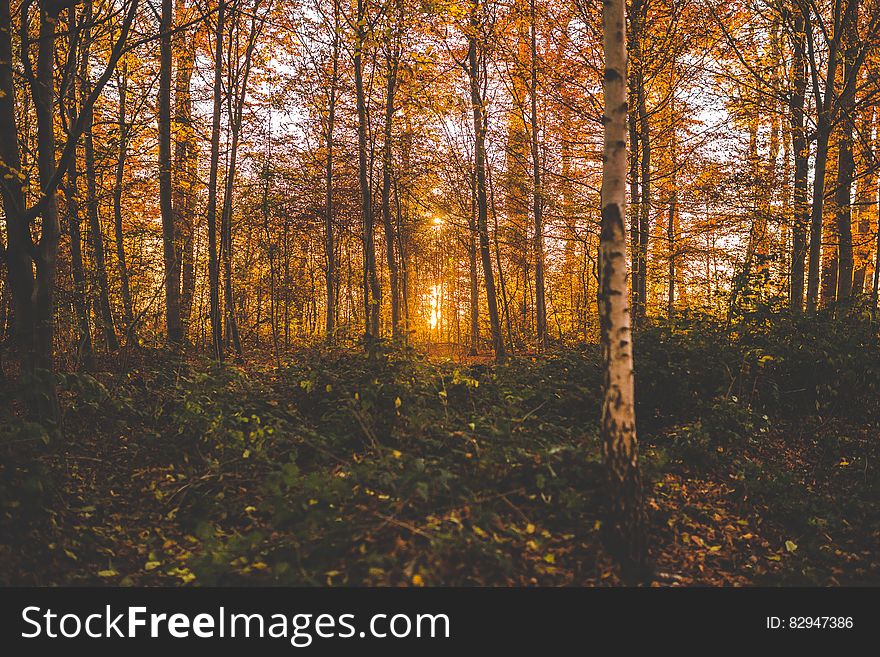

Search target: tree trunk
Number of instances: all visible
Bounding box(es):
[81,0,119,351]
[64,7,94,367]
[469,1,505,360]
[789,13,808,311]
[0,0,37,374]
[174,2,198,336]
[324,0,339,343]
[529,0,546,350]
[381,18,401,341]
[468,174,480,356]
[205,0,226,359]
[637,70,650,320]
[599,0,646,580]
[835,0,859,302]
[159,0,182,344]
[354,0,381,344]
[113,61,135,333]
[807,124,831,312]
[667,120,677,317]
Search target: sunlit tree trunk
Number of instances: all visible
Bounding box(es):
[468,173,480,356]
[325,0,340,343]
[852,100,875,294]
[599,0,646,580]
[789,13,808,311]
[381,7,401,341]
[205,0,226,359]
[667,104,677,317]
[174,0,198,338]
[113,61,134,334]
[529,0,546,350]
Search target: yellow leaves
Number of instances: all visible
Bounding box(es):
[526,523,535,534]
[785,540,798,553]
[394,396,402,409]
[472,525,488,539]
[392,449,402,459]
[411,573,424,586]
[144,561,161,571]
[97,569,118,577]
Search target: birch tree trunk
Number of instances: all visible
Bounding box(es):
[599,0,646,580]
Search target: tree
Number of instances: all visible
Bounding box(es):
[468,0,505,360]
[0,0,136,414]
[206,0,226,359]
[599,0,646,579]
[159,0,183,344]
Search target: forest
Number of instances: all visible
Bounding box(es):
[0,0,879,587]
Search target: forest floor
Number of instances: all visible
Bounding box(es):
[1,312,879,586]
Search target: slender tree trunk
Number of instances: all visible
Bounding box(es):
[113,62,135,333]
[159,0,182,344]
[529,0,546,350]
[835,1,859,302]
[325,1,339,343]
[667,122,677,317]
[804,3,843,312]
[81,0,118,351]
[874,186,880,318]
[599,0,646,580]
[807,123,831,312]
[381,20,401,341]
[354,0,381,344]
[33,10,63,375]
[468,173,480,356]
[64,7,94,367]
[205,0,226,359]
[637,72,650,319]
[627,0,645,323]
[174,2,198,336]
[219,0,264,361]
[790,14,808,311]
[469,2,505,360]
